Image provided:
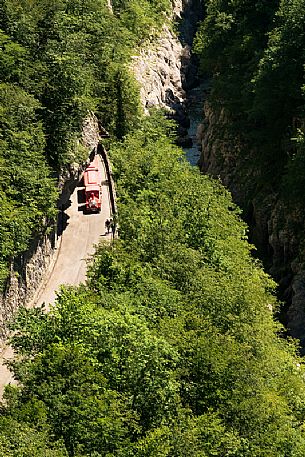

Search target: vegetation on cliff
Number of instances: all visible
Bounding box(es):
[1,113,305,456]
[193,0,305,349]
[194,0,305,257]
[0,0,169,287]
[1,1,305,456]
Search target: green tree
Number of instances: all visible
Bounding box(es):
[0,417,67,457]
[0,83,57,288]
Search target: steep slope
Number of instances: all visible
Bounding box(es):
[0,0,170,338]
[195,0,305,346]
[2,2,305,457]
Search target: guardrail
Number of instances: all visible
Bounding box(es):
[98,143,118,238]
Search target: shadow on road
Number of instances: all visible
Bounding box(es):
[76,181,87,213]
[57,210,70,237]
[77,189,86,205]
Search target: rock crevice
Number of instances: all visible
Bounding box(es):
[132,0,204,147]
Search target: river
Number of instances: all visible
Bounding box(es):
[183,81,210,166]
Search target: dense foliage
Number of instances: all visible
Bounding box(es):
[0,0,169,287]
[2,115,305,456]
[2,1,305,456]
[194,0,305,202]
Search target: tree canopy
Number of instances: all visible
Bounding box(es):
[0,0,169,287]
[194,0,305,200]
[1,1,305,456]
[2,114,305,456]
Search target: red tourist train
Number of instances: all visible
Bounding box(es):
[83,156,102,212]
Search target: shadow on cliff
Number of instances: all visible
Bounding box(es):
[170,0,206,149]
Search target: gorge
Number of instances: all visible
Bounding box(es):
[139,0,305,351]
[193,0,305,349]
[1,1,305,456]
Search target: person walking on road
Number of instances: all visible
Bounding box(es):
[105,218,111,234]
[109,218,113,233]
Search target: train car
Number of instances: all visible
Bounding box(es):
[83,156,102,212]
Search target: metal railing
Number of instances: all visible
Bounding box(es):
[98,143,118,238]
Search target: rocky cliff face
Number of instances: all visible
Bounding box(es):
[132,0,203,134]
[131,2,186,127]
[58,113,100,209]
[0,231,58,342]
[132,0,202,106]
[198,102,305,349]
[132,27,185,113]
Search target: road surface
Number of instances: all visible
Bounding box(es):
[0,154,112,397]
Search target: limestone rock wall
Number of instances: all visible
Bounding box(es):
[132,25,185,113]
[0,231,58,342]
[132,0,203,147]
[132,0,200,113]
[59,113,100,208]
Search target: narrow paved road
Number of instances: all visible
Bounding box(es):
[36,155,112,307]
[0,154,112,397]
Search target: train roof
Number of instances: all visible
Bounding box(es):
[86,156,99,170]
[85,184,100,192]
[84,170,99,184]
